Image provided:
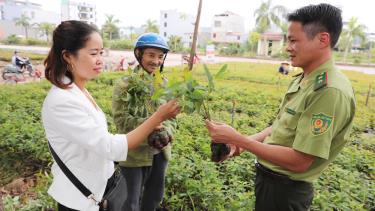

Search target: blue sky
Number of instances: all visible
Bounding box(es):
[32,0,375,32]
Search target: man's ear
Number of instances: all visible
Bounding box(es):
[134,49,140,57]
[318,32,330,48]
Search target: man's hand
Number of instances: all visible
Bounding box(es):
[205,120,242,144]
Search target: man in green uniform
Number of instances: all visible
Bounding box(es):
[112,33,176,211]
[206,3,355,210]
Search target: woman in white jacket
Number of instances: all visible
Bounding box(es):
[42,20,180,211]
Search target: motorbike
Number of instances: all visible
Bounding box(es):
[1,60,35,81]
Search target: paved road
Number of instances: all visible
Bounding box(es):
[1,44,374,74]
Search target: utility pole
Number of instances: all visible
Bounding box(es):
[365,83,372,107]
[189,0,202,70]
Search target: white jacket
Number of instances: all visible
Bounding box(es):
[42,83,128,211]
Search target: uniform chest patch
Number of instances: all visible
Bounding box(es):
[311,113,333,135]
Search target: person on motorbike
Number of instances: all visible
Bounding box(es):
[11,51,29,71]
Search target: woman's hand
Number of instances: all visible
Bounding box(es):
[156,100,180,122]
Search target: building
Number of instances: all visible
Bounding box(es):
[0,0,59,23]
[0,0,59,39]
[160,10,195,48]
[211,11,246,44]
[257,32,284,56]
[61,0,96,25]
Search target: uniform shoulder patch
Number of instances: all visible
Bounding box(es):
[314,72,328,91]
[311,113,333,135]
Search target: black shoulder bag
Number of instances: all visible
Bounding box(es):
[48,142,127,211]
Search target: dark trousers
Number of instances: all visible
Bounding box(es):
[120,152,168,211]
[57,203,78,211]
[255,163,314,211]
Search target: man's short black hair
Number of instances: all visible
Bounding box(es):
[287,3,342,48]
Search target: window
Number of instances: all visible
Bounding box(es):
[164,32,167,37]
[164,13,167,18]
[214,21,221,27]
[237,35,240,40]
[213,33,216,38]
[164,22,167,27]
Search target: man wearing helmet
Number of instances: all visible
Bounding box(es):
[112,33,176,210]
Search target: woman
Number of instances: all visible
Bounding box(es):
[42,20,179,211]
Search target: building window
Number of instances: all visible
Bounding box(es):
[213,33,216,38]
[164,22,167,27]
[164,13,167,18]
[237,35,240,40]
[214,21,221,27]
[164,32,167,37]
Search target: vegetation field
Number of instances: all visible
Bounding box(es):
[0,62,374,210]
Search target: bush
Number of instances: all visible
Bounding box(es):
[21,38,48,46]
[3,35,22,45]
[108,39,133,50]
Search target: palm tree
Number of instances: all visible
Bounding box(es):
[102,14,120,41]
[339,17,367,63]
[37,22,55,42]
[142,19,159,33]
[167,35,183,52]
[14,13,31,39]
[253,0,287,33]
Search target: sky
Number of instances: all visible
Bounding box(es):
[32,0,375,33]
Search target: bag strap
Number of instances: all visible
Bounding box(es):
[48,142,95,200]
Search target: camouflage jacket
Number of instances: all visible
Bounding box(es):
[112,70,176,167]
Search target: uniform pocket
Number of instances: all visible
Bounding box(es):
[279,110,301,129]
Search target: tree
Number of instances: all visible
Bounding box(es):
[168,35,183,52]
[247,31,261,52]
[102,14,120,41]
[36,22,55,42]
[142,19,159,33]
[253,0,287,33]
[14,13,31,39]
[189,0,202,70]
[339,17,367,63]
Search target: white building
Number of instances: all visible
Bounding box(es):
[0,0,59,23]
[61,0,96,25]
[160,10,195,48]
[211,11,246,43]
[0,0,59,39]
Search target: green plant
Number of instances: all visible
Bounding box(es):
[3,35,22,45]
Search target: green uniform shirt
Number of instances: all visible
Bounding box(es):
[112,73,176,167]
[259,59,356,183]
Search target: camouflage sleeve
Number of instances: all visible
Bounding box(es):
[163,118,177,136]
[112,78,147,133]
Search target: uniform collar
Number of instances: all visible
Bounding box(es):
[299,58,335,90]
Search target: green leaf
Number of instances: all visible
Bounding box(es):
[203,64,214,92]
[214,64,228,79]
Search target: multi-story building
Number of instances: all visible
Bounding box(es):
[61,0,96,25]
[0,0,59,23]
[160,9,195,48]
[0,0,59,39]
[211,11,246,44]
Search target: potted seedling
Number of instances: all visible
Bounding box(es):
[152,64,231,162]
